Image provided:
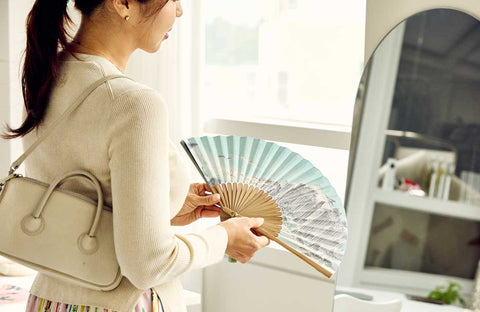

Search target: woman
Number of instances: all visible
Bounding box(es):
[1,0,270,311]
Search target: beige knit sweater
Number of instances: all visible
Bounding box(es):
[20,51,228,312]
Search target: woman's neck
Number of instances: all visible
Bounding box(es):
[70,18,136,73]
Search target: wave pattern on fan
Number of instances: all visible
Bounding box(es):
[180,135,348,277]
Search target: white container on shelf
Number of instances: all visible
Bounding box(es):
[428,159,439,198]
[442,161,454,201]
[382,158,397,191]
[437,160,448,199]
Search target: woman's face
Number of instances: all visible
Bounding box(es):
[137,0,183,53]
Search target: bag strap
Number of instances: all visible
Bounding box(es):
[9,74,133,174]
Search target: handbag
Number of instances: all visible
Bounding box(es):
[0,74,133,291]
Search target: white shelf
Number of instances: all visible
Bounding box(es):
[374,189,480,222]
[335,285,471,312]
[359,267,473,299]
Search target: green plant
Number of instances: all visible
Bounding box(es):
[427,282,466,307]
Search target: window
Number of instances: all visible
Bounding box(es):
[288,0,298,10]
[204,0,366,127]
[201,0,365,224]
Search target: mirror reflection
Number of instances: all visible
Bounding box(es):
[348,8,480,295]
[380,9,480,204]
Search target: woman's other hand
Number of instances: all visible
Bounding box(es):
[171,183,222,226]
[218,217,270,263]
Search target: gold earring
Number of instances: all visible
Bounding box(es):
[124,15,130,21]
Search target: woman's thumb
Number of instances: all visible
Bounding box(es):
[255,235,270,247]
[248,217,264,228]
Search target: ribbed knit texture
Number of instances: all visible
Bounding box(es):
[20,51,228,312]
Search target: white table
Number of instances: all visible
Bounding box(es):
[335,286,472,312]
[0,273,201,312]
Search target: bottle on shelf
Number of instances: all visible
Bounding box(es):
[382,158,397,191]
[428,159,439,198]
[442,161,454,201]
[436,159,447,199]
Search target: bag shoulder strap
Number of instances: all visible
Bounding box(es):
[9,74,133,174]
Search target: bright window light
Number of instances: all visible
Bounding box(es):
[204,0,366,127]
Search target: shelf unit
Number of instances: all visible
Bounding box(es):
[374,190,480,222]
[367,190,478,298]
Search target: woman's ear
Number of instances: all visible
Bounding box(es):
[176,1,183,17]
[110,0,131,20]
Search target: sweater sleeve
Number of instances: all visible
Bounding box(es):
[105,88,228,290]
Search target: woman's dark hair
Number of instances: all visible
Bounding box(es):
[1,0,168,140]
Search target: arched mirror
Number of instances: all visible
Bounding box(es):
[343,8,480,300]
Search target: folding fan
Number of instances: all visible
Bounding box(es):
[180,135,348,278]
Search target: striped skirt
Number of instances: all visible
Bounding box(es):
[25,287,164,312]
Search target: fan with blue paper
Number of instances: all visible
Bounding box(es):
[180,135,347,278]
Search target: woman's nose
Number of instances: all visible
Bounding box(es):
[176,1,183,17]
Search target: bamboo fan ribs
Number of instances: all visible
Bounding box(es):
[212,183,283,237]
[180,135,348,278]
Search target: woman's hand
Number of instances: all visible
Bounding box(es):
[218,217,270,263]
[171,183,223,226]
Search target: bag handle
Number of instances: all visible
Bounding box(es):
[8,74,133,174]
[21,169,105,254]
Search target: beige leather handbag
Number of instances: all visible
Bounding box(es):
[0,74,132,291]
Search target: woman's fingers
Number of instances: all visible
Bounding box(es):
[204,183,212,193]
[202,205,223,212]
[192,207,221,220]
[190,193,221,206]
[193,182,213,195]
[199,209,221,218]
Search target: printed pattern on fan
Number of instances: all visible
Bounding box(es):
[181,135,348,274]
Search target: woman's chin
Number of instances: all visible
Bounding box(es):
[142,42,163,53]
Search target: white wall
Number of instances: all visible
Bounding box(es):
[203,247,336,312]
[365,0,480,63]
[0,0,10,173]
[204,260,335,312]
[1,0,34,175]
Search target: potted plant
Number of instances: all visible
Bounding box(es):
[428,282,466,307]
